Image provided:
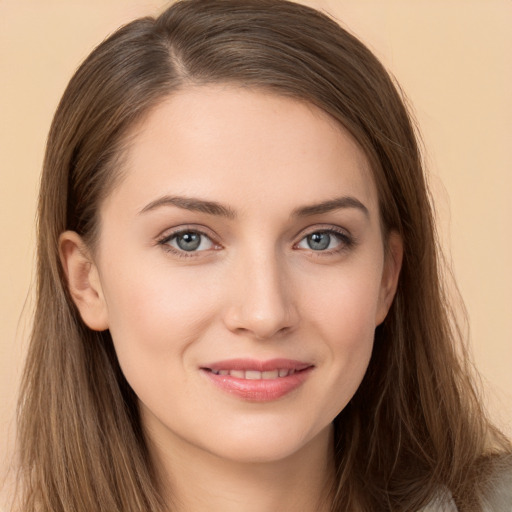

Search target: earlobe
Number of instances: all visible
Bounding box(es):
[59,231,109,331]
[375,231,403,326]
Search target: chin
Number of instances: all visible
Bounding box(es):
[199,420,332,465]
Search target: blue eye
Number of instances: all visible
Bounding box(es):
[162,230,215,252]
[297,230,348,251]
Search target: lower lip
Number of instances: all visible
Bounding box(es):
[202,367,313,402]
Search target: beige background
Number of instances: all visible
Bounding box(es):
[1,0,511,494]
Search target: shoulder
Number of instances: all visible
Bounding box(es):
[480,460,512,512]
[418,491,458,512]
[419,459,512,512]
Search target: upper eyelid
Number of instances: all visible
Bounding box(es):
[293,226,355,254]
[294,224,352,240]
[157,225,219,243]
[157,228,221,259]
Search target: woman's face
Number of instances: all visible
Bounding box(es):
[67,86,401,464]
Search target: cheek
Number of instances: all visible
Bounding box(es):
[99,259,219,383]
[304,259,383,344]
[301,264,382,410]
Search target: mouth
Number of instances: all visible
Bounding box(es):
[207,368,300,379]
[200,359,314,401]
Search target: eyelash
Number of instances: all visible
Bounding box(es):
[294,226,355,256]
[156,225,356,258]
[157,227,220,258]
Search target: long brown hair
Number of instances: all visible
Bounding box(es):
[15,1,510,510]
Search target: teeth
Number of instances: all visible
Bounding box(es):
[245,370,261,380]
[211,368,296,379]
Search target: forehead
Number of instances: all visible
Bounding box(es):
[103,85,378,219]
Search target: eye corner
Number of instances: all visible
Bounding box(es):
[294,226,356,255]
[156,226,222,258]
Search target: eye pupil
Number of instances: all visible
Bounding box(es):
[307,232,331,251]
[177,232,201,251]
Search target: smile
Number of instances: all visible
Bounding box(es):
[201,359,314,401]
[209,368,297,379]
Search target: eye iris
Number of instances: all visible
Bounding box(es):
[176,232,201,251]
[307,232,331,250]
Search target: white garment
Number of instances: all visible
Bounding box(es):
[419,490,458,512]
[481,466,512,512]
[420,467,512,512]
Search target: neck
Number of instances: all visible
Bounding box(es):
[148,423,335,512]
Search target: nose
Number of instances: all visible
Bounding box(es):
[222,249,299,340]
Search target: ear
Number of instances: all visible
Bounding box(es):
[59,231,109,331]
[375,231,403,326]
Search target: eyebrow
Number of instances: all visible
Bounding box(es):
[138,194,369,219]
[292,196,369,218]
[139,195,237,218]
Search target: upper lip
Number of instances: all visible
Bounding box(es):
[202,358,312,372]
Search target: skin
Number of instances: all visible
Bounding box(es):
[61,86,402,512]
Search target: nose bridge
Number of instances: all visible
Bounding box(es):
[223,242,297,339]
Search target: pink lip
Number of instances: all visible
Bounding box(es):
[201,358,314,402]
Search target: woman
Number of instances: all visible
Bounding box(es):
[13,0,511,511]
